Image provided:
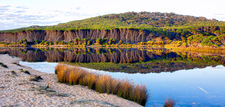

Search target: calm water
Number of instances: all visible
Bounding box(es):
[2,47,225,106]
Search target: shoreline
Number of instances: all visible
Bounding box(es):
[0,54,142,107]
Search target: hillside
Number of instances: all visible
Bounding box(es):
[49,12,225,30]
[1,12,225,32]
[0,12,225,48]
[53,12,224,29]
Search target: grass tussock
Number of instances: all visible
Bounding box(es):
[55,64,148,106]
[164,97,176,107]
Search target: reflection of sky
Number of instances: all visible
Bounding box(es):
[19,61,58,73]
[20,61,225,107]
[84,66,225,106]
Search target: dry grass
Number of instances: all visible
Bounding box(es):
[164,97,176,107]
[55,64,148,106]
[95,75,111,93]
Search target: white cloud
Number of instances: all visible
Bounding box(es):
[0,4,92,30]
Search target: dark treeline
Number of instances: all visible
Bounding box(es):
[1,48,225,73]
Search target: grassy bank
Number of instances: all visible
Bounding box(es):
[55,64,148,106]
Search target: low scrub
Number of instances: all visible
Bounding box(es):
[55,64,148,106]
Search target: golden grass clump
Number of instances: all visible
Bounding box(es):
[55,64,148,106]
[117,80,133,99]
[133,84,148,105]
[111,79,120,94]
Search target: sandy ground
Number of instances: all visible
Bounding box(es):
[0,54,142,107]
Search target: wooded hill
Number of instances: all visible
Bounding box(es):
[2,11,225,32]
[53,12,224,30]
[0,12,225,47]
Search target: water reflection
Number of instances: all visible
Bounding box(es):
[7,47,225,106]
[1,47,225,73]
[19,60,225,106]
[84,65,225,107]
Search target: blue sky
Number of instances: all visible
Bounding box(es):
[0,0,225,30]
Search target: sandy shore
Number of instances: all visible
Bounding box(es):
[0,54,142,107]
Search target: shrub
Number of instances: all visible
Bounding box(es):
[201,36,221,47]
[187,34,204,46]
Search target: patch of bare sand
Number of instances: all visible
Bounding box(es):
[0,54,142,107]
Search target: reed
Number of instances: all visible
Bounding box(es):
[117,80,133,99]
[95,75,111,93]
[55,64,148,106]
[133,84,148,105]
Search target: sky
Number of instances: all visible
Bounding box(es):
[0,0,225,30]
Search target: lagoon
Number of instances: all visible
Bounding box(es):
[20,60,225,106]
[2,47,225,106]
